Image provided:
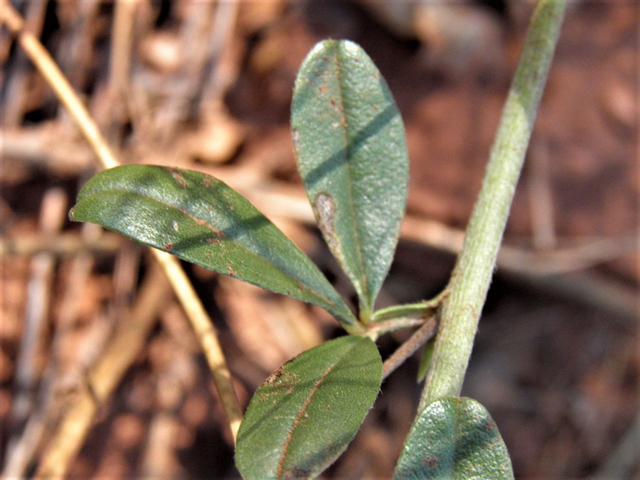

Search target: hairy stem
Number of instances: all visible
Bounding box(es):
[382,318,437,380]
[420,0,568,410]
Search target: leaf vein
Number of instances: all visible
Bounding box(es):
[118,189,339,308]
[331,45,369,306]
[276,361,336,478]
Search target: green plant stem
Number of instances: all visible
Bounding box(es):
[371,288,449,323]
[419,0,568,411]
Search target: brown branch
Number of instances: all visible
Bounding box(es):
[0,231,123,257]
[382,317,438,380]
[5,189,67,476]
[34,264,171,479]
[0,2,118,169]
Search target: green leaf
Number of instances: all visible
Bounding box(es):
[236,336,382,480]
[416,336,436,382]
[394,397,514,480]
[291,40,409,319]
[70,165,358,327]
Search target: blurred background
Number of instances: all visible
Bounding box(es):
[1,0,638,478]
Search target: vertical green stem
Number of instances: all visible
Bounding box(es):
[420,0,568,410]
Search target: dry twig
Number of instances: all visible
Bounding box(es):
[4,188,67,475]
[0,0,241,458]
[34,263,171,478]
[2,223,101,477]
[0,231,123,257]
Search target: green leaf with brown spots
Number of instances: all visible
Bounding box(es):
[69,165,358,327]
[291,40,409,321]
[394,397,514,480]
[236,335,382,480]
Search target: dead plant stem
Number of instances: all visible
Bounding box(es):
[0,0,242,448]
[34,265,171,479]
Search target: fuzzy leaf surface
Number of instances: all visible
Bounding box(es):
[394,397,514,480]
[70,165,357,325]
[236,336,382,479]
[291,40,409,317]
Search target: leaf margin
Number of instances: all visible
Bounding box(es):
[291,39,409,320]
[69,164,359,328]
[394,396,514,480]
[235,335,383,479]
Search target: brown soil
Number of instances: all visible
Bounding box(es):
[1,1,638,479]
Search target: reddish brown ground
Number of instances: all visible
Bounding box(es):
[1,1,638,478]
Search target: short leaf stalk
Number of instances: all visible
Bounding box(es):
[420,0,568,410]
[371,288,449,323]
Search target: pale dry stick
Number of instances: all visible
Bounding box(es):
[245,186,638,276]
[0,0,243,441]
[5,188,67,473]
[509,271,639,324]
[528,141,557,250]
[35,265,172,479]
[0,231,123,257]
[3,223,101,478]
[4,117,629,279]
[243,185,638,320]
[107,0,137,144]
[5,117,635,279]
[111,241,142,312]
[497,235,638,275]
[110,0,136,98]
[55,0,101,92]
[15,251,136,478]
[141,349,196,478]
[1,125,97,175]
[0,3,117,170]
[2,0,47,126]
[2,399,46,478]
[199,0,240,110]
[153,250,242,438]
[156,1,215,138]
[141,406,182,478]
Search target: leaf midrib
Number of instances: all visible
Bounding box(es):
[331,45,370,309]
[275,341,359,478]
[88,187,341,310]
